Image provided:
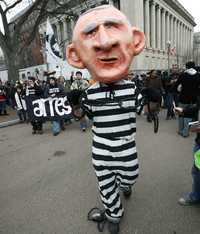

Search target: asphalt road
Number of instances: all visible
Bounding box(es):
[0,112,199,234]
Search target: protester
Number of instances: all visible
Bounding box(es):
[57,76,73,124]
[162,72,176,120]
[45,76,65,136]
[144,70,164,122]
[174,61,200,137]
[70,71,89,131]
[66,5,146,234]
[0,80,8,115]
[26,77,44,134]
[174,98,200,205]
[14,85,27,122]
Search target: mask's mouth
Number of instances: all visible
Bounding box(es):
[99,57,118,63]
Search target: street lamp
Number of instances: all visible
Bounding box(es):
[166,41,171,76]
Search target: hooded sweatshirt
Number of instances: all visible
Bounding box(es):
[174,68,200,104]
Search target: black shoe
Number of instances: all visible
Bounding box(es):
[147,116,152,122]
[53,132,59,136]
[108,221,119,234]
[32,130,36,134]
[88,207,106,232]
[88,208,105,222]
[122,186,132,198]
[61,126,66,131]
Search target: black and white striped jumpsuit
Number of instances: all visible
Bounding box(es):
[82,80,139,223]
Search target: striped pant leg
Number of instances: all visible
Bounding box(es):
[92,138,124,222]
[92,136,139,222]
[115,140,139,190]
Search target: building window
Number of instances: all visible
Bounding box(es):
[60,21,64,44]
[113,0,120,9]
[66,19,72,42]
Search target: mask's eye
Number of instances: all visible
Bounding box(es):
[104,22,118,29]
[86,28,97,36]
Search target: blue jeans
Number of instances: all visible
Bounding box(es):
[178,103,192,137]
[52,121,61,134]
[0,100,6,114]
[189,143,200,201]
[165,93,174,118]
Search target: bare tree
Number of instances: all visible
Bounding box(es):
[0,0,86,81]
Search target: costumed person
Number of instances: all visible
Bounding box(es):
[26,77,44,134]
[66,5,145,234]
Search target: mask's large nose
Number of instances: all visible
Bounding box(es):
[94,25,118,51]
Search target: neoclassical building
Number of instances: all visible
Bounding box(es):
[39,0,196,72]
[193,32,200,67]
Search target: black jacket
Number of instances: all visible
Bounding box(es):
[183,97,200,146]
[174,68,200,104]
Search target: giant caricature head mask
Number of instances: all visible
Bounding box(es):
[66,5,145,83]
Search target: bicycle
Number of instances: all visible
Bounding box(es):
[136,87,161,133]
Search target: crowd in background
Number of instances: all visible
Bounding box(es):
[0,62,200,139]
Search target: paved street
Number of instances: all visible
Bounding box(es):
[0,112,199,234]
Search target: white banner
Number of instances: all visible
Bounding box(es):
[45,18,62,65]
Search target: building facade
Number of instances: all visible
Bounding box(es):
[39,0,196,72]
[193,32,200,67]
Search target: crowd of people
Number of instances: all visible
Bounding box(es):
[0,70,90,135]
[1,63,200,138]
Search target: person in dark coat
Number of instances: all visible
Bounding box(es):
[26,77,44,134]
[174,61,200,137]
[175,97,200,205]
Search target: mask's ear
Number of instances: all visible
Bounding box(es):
[66,43,85,69]
[131,27,145,56]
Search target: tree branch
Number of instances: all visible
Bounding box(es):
[18,0,49,54]
[0,5,7,33]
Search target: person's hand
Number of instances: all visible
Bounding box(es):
[190,122,200,133]
[174,107,183,115]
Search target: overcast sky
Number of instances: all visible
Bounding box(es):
[178,0,200,32]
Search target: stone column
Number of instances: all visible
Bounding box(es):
[173,18,176,47]
[156,4,161,50]
[190,29,194,60]
[174,19,177,50]
[120,0,144,30]
[166,11,170,43]
[180,23,183,57]
[144,0,150,47]
[63,18,67,42]
[150,0,156,48]
[170,15,173,45]
[161,8,166,50]
[185,27,188,60]
[120,0,144,70]
[60,21,64,44]
[66,18,72,42]
[183,25,186,56]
